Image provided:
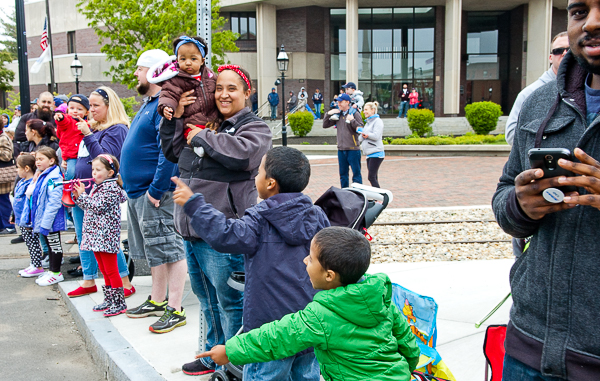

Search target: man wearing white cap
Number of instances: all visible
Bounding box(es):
[121,49,187,333]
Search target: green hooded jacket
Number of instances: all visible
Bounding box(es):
[226,273,420,380]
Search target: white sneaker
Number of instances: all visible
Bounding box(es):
[37,272,64,286]
[19,264,34,276]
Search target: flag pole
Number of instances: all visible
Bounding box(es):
[44,0,56,93]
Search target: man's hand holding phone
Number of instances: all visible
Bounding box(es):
[515,168,578,220]
[556,148,600,211]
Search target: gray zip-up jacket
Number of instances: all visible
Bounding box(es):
[161,107,272,240]
[492,51,600,379]
[323,109,364,151]
[505,67,557,146]
[358,115,384,156]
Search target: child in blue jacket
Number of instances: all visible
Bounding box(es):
[14,154,39,277]
[172,147,330,379]
[21,147,66,286]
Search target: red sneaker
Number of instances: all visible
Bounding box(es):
[124,285,136,298]
[67,285,98,298]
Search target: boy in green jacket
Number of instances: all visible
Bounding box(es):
[197,226,420,381]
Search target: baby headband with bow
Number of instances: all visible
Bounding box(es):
[97,154,117,174]
[218,65,252,90]
[175,36,207,58]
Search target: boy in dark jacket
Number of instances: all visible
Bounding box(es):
[172,146,330,380]
[197,227,421,381]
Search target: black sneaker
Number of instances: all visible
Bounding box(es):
[11,235,24,244]
[149,306,186,333]
[182,358,215,376]
[126,295,167,318]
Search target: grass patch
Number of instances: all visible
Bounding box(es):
[383,133,507,145]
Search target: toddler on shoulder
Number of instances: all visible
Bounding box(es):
[54,95,90,180]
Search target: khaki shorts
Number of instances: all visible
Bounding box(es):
[127,192,185,267]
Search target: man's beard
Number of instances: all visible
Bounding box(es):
[37,107,53,121]
[574,53,600,76]
[137,82,150,96]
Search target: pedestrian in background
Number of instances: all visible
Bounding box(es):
[398,83,409,118]
[250,88,258,114]
[409,88,419,109]
[359,101,385,188]
[312,89,323,119]
[268,88,279,121]
[298,87,308,109]
[288,91,298,112]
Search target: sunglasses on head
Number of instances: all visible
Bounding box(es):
[551,47,569,56]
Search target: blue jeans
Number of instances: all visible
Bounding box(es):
[409,104,418,109]
[65,159,77,180]
[314,103,322,119]
[502,354,563,381]
[398,101,408,117]
[72,204,128,280]
[185,240,244,369]
[270,105,277,120]
[243,352,320,381]
[337,150,362,188]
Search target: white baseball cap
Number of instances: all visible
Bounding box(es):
[137,49,170,68]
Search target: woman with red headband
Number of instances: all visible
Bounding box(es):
[161,64,272,376]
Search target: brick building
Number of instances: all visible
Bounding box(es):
[7,0,568,117]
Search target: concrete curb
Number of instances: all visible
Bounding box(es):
[286,144,511,157]
[59,281,165,381]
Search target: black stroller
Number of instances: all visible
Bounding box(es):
[210,183,393,381]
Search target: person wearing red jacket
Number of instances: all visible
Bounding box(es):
[54,94,90,181]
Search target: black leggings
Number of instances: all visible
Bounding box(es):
[366,157,384,188]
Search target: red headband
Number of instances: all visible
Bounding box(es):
[218,65,251,90]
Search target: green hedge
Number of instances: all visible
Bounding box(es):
[464,101,503,135]
[384,133,507,145]
[288,111,314,137]
[406,108,435,137]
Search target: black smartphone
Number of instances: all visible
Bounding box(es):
[528,148,577,192]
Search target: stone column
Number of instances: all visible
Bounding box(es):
[346,0,358,84]
[526,0,552,86]
[444,0,462,115]
[256,3,278,117]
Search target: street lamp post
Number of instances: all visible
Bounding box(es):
[277,45,289,146]
[70,54,83,94]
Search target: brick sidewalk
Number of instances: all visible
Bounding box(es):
[305,156,509,208]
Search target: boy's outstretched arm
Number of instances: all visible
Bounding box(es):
[171,177,261,255]
[391,304,420,371]
[198,304,327,366]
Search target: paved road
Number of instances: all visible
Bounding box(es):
[0,236,103,381]
[305,155,509,208]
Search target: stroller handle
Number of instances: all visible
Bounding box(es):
[349,183,394,207]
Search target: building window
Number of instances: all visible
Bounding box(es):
[230,13,256,40]
[330,7,435,115]
[67,31,76,54]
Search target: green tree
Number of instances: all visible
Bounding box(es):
[0,51,15,92]
[0,8,17,59]
[77,0,239,89]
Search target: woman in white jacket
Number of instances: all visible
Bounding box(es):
[358,101,385,187]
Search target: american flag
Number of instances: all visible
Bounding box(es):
[40,18,48,51]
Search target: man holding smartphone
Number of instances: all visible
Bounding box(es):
[493,1,600,379]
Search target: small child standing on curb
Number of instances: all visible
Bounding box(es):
[14,154,41,277]
[197,227,421,381]
[172,147,330,378]
[73,154,128,317]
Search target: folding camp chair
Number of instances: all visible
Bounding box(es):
[483,324,507,381]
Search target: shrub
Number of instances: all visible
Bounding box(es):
[288,111,314,137]
[464,101,503,135]
[388,134,506,145]
[121,96,141,119]
[406,109,434,137]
